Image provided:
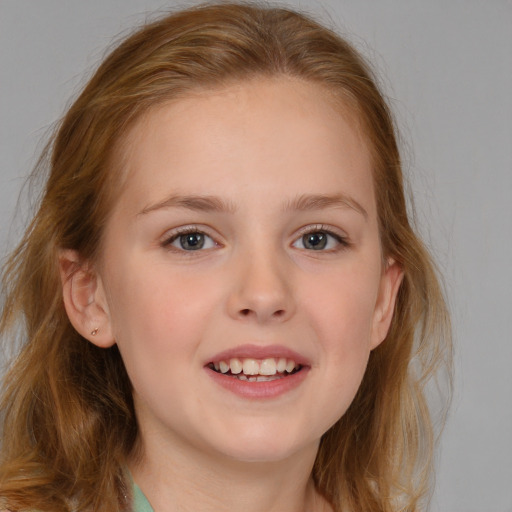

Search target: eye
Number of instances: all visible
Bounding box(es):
[292,227,348,251]
[163,229,217,251]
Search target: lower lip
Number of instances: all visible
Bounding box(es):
[205,367,309,399]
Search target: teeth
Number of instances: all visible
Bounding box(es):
[259,358,277,375]
[276,357,287,373]
[242,358,260,375]
[212,357,300,377]
[256,375,282,382]
[229,358,242,374]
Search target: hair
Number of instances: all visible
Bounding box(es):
[0,3,451,511]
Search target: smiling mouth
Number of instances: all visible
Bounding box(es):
[207,357,302,382]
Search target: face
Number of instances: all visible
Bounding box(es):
[87,78,401,464]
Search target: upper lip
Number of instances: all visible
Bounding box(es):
[206,344,310,366]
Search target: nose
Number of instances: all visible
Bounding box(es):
[226,250,295,324]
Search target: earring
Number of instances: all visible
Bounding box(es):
[90,328,99,336]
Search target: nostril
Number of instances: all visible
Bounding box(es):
[236,307,288,320]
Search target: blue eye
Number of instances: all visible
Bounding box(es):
[293,229,347,251]
[302,232,328,250]
[164,230,216,251]
[177,233,205,250]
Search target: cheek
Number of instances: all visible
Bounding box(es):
[300,259,381,408]
[103,260,216,381]
[304,259,381,346]
[107,256,207,329]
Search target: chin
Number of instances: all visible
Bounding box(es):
[204,423,318,465]
[221,446,305,465]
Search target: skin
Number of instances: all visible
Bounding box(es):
[61,77,402,511]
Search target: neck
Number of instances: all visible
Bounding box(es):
[129,434,331,512]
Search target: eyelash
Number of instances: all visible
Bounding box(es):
[293,224,350,252]
[160,226,217,252]
[160,224,350,253]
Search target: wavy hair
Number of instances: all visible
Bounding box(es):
[0,3,451,511]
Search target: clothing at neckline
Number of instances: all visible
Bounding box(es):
[132,482,154,512]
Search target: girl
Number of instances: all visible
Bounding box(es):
[0,3,451,511]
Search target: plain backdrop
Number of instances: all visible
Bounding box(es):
[1,1,511,511]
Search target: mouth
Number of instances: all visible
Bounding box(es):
[207,357,303,382]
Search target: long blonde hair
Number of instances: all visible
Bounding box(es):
[0,3,451,511]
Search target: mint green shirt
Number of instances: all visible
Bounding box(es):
[132,483,154,512]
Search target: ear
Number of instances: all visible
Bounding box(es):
[59,249,115,348]
[370,258,404,350]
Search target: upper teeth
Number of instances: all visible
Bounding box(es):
[213,357,299,376]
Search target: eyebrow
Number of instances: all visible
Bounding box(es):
[283,193,368,219]
[139,194,237,215]
[139,192,368,219]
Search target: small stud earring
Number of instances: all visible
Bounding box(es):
[90,328,99,336]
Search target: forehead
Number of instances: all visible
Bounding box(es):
[114,77,375,217]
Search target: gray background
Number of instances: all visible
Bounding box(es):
[1,1,511,511]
